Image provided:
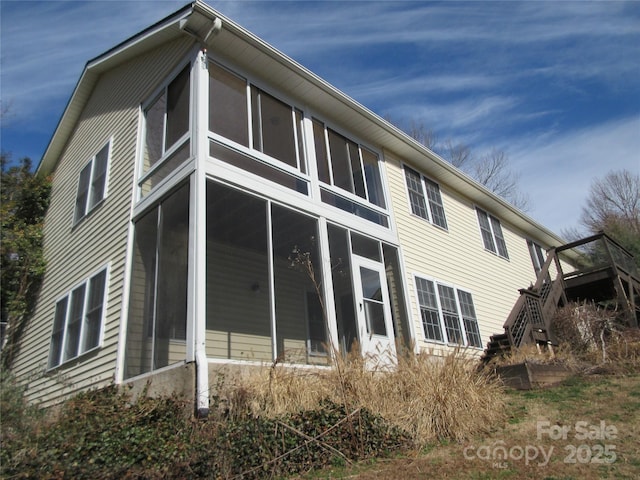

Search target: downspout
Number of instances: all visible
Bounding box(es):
[181,9,222,417]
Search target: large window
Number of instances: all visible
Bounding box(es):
[124,183,190,378]
[140,64,191,196]
[313,119,388,226]
[208,61,307,184]
[403,165,447,229]
[414,276,483,348]
[74,142,110,223]
[314,120,385,207]
[48,267,108,368]
[476,208,509,259]
[205,181,329,364]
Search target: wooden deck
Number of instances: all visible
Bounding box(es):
[483,232,640,363]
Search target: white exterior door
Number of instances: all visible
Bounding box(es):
[352,255,396,366]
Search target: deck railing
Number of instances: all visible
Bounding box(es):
[504,232,638,348]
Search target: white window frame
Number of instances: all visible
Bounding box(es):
[476,207,509,259]
[207,59,311,181]
[527,239,546,275]
[138,60,193,198]
[48,265,110,369]
[403,164,448,230]
[73,140,111,225]
[313,119,388,210]
[413,274,483,349]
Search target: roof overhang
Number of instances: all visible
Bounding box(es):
[38,0,571,254]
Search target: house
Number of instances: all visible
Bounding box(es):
[12,1,577,415]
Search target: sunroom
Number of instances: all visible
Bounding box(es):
[121,41,413,402]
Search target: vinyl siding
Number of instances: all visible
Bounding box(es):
[12,37,195,407]
[385,152,544,353]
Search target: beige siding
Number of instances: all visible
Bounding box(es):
[13,37,195,407]
[385,152,543,353]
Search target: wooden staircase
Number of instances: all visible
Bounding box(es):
[482,232,640,364]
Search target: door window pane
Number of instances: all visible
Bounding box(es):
[360,267,386,336]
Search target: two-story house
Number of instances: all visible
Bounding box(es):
[12,1,574,415]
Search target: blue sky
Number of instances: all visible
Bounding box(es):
[1,0,638,236]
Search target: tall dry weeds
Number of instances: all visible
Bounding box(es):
[212,348,506,446]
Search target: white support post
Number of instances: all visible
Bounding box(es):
[193,47,210,416]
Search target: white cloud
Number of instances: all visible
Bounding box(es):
[511,116,640,234]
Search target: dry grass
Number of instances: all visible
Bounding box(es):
[323,374,640,480]
[488,302,640,375]
[211,348,506,447]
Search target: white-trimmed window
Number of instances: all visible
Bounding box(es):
[208,61,309,195]
[48,267,108,368]
[527,240,546,275]
[74,142,110,223]
[404,165,447,229]
[312,119,388,226]
[414,276,483,348]
[476,207,509,259]
[140,63,191,196]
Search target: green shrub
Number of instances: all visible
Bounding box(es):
[1,384,410,479]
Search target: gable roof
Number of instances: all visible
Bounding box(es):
[38,0,569,250]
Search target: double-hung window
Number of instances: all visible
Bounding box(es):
[48,267,108,368]
[74,142,110,223]
[476,208,509,259]
[414,276,483,348]
[404,165,447,229]
[140,64,191,196]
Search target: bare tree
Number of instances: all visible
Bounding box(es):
[387,117,530,211]
[440,139,472,169]
[471,148,530,211]
[580,169,640,235]
[407,120,439,151]
[579,169,640,264]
